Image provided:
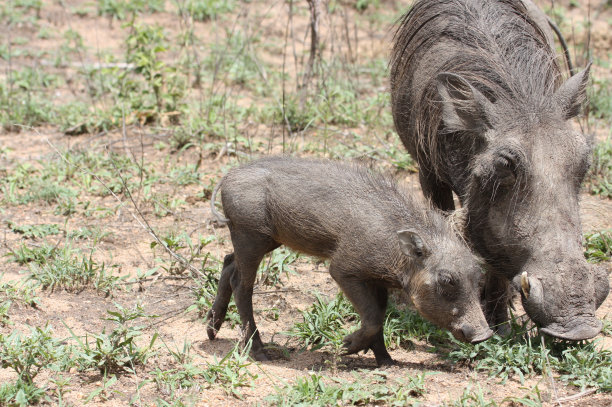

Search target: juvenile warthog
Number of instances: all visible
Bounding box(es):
[207,157,492,365]
[390,0,609,340]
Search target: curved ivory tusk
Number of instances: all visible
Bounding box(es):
[520,271,530,299]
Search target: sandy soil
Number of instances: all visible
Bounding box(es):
[0,0,611,406]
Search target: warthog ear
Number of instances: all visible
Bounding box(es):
[436,72,494,134]
[553,62,591,120]
[397,229,431,259]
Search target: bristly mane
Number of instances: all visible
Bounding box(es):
[390,0,564,171]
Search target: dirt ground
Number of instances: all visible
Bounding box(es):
[0,0,611,406]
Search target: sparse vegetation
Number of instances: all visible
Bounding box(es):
[0,0,610,405]
[27,243,123,294]
[584,229,612,263]
[267,370,427,406]
[288,292,358,352]
[590,75,612,121]
[7,221,61,239]
[585,139,612,198]
[68,303,158,375]
[0,326,71,406]
[257,248,300,287]
[448,319,612,391]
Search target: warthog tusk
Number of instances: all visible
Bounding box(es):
[520,271,530,298]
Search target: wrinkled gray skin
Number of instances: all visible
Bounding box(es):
[207,157,493,365]
[390,0,609,340]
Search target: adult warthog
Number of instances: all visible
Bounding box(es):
[390,0,609,340]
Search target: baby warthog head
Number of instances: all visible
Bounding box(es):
[397,229,493,343]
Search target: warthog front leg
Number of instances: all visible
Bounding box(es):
[329,264,393,366]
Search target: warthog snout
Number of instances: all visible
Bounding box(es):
[539,321,602,341]
[514,271,603,340]
[458,324,494,344]
[450,316,494,344]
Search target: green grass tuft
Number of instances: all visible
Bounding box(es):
[267,370,427,406]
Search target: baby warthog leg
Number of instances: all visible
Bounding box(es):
[330,263,393,366]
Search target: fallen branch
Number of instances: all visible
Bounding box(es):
[555,388,597,403]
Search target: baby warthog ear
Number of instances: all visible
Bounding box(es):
[397,229,431,259]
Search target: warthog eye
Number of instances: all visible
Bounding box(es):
[437,271,459,300]
[494,156,516,187]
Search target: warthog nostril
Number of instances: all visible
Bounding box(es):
[460,324,475,342]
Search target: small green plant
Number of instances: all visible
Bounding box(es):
[149,193,187,218]
[7,221,61,239]
[180,0,235,21]
[556,341,612,391]
[27,244,122,294]
[451,385,497,407]
[202,342,257,398]
[267,370,427,406]
[66,225,112,243]
[6,243,57,265]
[84,374,121,403]
[69,303,158,375]
[152,232,214,274]
[383,300,447,349]
[0,326,71,406]
[355,0,380,11]
[0,67,58,131]
[0,380,47,407]
[288,292,357,352]
[0,301,10,326]
[97,0,165,22]
[48,374,72,407]
[166,163,201,186]
[21,180,77,205]
[0,277,40,308]
[257,248,300,287]
[124,21,186,119]
[602,317,612,336]
[583,230,612,263]
[152,363,205,405]
[153,341,255,401]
